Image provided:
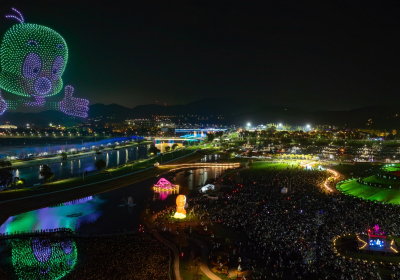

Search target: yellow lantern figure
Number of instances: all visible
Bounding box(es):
[174,195,186,219]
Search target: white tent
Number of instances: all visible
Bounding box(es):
[281,187,288,194]
[201,184,215,193]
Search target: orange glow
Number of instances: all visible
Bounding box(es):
[174,195,186,218]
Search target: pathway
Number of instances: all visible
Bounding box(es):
[152,229,182,280]
[188,236,222,280]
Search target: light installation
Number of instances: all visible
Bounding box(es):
[153,178,179,200]
[0,8,89,117]
[174,194,186,219]
[11,236,77,280]
[153,178,179,192]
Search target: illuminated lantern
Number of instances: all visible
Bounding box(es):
[0,8,89,117]
[174,194,186,219]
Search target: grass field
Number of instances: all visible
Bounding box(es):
[241,161,302,175]
[337,179,400,204]
[362,176,400,189]
[382,163,400,173]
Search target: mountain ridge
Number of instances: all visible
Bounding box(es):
[0,99,398,129]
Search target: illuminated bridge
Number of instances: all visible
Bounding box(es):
[158,162,240,170]
[154,137,200,144]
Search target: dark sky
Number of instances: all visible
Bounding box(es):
[1,0,400,110]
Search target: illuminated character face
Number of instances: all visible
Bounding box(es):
[175,194,186,218]
[12,237,77,280]
[0,23,68,97]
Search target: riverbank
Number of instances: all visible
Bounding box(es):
[0,141,153,170]
[0,148,217,228]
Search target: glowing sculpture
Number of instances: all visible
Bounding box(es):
[0,8,89,117]
[12,237,77,280]
[174,194,186,219]
[154,178,179,200]
[153,178,179,192]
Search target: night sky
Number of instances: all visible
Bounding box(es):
[0,1,399,110]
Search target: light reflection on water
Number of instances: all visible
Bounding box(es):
[1,166,229,235]
[12,145,149,186]
[0,196,104,234]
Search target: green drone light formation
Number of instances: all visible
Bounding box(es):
[0,8,89,117]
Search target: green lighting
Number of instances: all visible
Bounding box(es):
[11,237,77,280]
[0,23,68,97]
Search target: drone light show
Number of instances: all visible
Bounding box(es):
[0,8,89,117]
[11,236,77,280]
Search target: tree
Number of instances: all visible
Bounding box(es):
[0,160,12,168]
[40,164,54,183]
[182,141,189,147]
[165,146,171,152]
[207,133,215,142]
[95,159,107,171]
[148,146,160,155]
[172,143,179,150]
[61,152,67,160]
[0,169,13,189]
[174,229,189,252]
[190,257,202,280]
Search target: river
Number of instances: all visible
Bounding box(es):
[11,142,183,186]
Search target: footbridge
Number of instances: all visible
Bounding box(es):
[158,162,241,170]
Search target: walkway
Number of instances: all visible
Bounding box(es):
[188,237,222,280]
[152,229,182,280]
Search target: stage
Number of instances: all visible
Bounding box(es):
[357,235,398,253]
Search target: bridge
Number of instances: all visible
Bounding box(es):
[154,137,201,143]
[175,128,227,132]
[158,162,240,170]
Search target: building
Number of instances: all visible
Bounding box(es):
[125,119,153,126]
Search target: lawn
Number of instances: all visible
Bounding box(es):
[337,179,400,204]
[362,176,400,189]
[237,161,303,176]
[382,163,400,173]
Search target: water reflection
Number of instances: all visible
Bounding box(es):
[12,145,149,186]
[1,166,229,235]
[0,196,103,234]
[155,142,183,153]
[10,236,77,280]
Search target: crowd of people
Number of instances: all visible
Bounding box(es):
[0,233,170,280]
[65,234,170,280]
[186,165,400,279]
